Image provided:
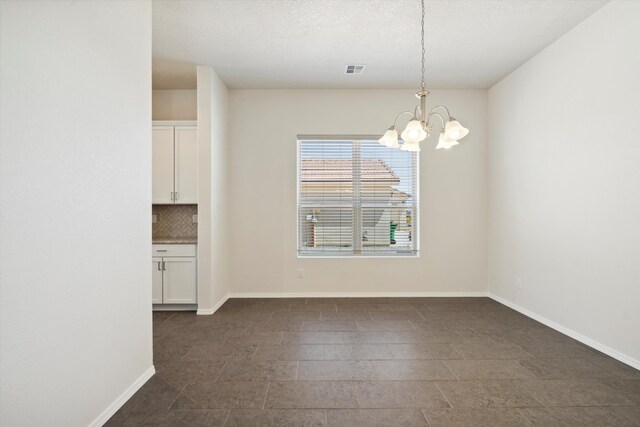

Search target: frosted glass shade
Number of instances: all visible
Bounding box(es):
[400,119,427,143]
[400,140,421,152]
[436,132,459,150]
[444,119,469,141]
[378,128,399,148]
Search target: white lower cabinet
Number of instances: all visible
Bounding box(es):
[152,257,164,304]
[152,244,197,305]
[162,257,197,303]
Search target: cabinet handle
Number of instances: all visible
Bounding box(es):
[170,191,174,201]
[175,192,179,201]
[157,261,161,271]
[162,261,166,270]
[156,249,167,252]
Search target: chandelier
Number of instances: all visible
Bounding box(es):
[378,0,469,151]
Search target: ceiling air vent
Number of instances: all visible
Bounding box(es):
[345,64,365,75]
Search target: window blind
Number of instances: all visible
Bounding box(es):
[297,137,418,256]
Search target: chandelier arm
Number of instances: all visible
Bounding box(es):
[427,112,446,130]
[428,105,452,121]
[393,111,416,127]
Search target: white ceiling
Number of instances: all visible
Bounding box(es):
[152,0,608,90]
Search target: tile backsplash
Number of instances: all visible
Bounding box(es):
[152,204,198,238]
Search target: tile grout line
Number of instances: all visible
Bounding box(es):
[434,381,454,409]
[221,408,231,427]
[179,345,194,362]
[448,343,466,361]
[514,408,535,426]
[441,360,460,381]
[166,383,189,412]
[420,408,432,427]
[251,342,260,361]
[261,381,271,410]
[527,386,549,407]
[213,360,227,382]
[616,407,640,426]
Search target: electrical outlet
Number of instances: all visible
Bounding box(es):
[192,215,198,223]
[297,268,304,279]
[516,277,523,290]
[152,215,157,224]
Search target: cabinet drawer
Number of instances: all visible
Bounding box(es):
[153,244,196,257]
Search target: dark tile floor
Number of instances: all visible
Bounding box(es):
[107,297,640,426]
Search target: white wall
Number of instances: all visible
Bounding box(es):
[197,66,230,311]
[228,89,487,295]
[152,89,197,120]
[488,0,640,367]
[0,1,153,425]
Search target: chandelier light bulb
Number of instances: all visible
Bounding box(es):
[444,119,469,141]
[378,127,399,148]
[401,119,427,143]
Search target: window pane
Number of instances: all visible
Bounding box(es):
[359,141,417,255]
[362,207,415,253]
[298,207,353,254]
[298,140,354,255]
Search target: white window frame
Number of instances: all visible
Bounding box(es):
[296,135,420,259]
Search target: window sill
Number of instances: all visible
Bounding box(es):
[297,254,420,259]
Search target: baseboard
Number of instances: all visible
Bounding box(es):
[227,291,489,298]
[90,365,155,427]
[489,293,640,371]
[153,304,197,312]
[197,293,230,315]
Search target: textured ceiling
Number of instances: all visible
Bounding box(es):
[152,0,609,90]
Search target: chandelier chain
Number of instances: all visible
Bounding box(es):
[378,0,468,151]
[420,0,426,91]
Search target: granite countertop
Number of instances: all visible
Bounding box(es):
[152,236,198,244]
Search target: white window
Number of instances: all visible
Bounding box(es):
[297,136,419,257]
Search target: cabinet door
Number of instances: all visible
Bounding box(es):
[152,126,175,204]
[152,257,163,304]
[163,257,197,304]
[174,126,198,204]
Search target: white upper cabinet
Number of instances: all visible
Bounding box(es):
[152,126,175,204]
[152,123,197,204]
[174,126,198,204]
